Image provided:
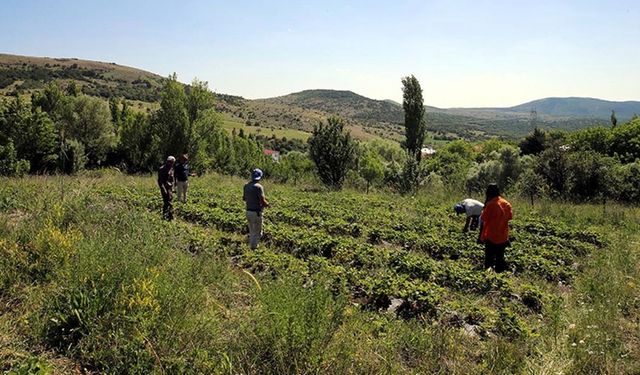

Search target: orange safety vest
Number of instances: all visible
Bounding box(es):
[480,196,512,244]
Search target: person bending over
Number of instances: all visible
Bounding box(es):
[454,198,484,232]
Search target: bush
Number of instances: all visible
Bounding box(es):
[567,151,619,202]
[519,128,548,155]
[616,161,640,202]
[0,141,30,177]
[308,117,356,190]
[466,160,501,193]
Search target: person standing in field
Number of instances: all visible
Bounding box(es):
[454,198,484,232]
[158,156,175,221]
[174,154,191,203]
[243,168,269,250]
[478,183,512,273]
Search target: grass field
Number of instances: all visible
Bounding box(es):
[220,113,390,143]
[221,114,312,141]
[1,173,638,374]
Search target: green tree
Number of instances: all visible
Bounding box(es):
[367,139,405,163]
[66,95,116,166]
[360,150,384,193]
[23,108,58,172]
[188,108,224,173]
[31,82,65,116]
[401,75,427,161]
[186,79,215,125]
[118,111,157,171]
[66,81,80,97]
[515,167,547,206]
[567,151,618,203]
[537,143,571,198]
[399,158,420,193]
[61,138,87,174]
[108,96,121,125]
[498,145,522,188]
[281,151,313,185]
[570,127,612,153]
[422,149,472,188]
[476,138,508,162]
[155,74,190,159]
[2,96,31,145]
[466,160,501,193]
[610,117,640,163]
[519,128,547,155]
[617,161,640,202]
[1,97,58,172]
[308,117,356,190]
[0,140,29,176]
[611,110,617,129]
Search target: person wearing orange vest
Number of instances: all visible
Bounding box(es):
[478,183,512,272]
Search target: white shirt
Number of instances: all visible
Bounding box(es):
[462,199,484,217]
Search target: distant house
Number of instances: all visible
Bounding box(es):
[263,149,281,162]
[421,147,437,158]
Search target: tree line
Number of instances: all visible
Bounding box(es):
[302,76,640,204]
[0,75,269,176]
[2,74,640,204]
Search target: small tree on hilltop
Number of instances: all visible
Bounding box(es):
[611,110,618,129]
[308,117,355,190]
[402,75,427,162]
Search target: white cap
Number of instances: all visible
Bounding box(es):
[167,156,176,162]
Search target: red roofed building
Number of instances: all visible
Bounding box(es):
[263,149,281,162]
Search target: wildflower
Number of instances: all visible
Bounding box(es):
[568,323,576,329]
[579,339,585,344]
[572,342,577,347]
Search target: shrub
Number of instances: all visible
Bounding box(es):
[308,117,356,190]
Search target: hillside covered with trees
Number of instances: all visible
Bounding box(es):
[2,54,629,142]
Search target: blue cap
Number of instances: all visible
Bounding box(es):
[454,204,464,214]
[251,168,263,181]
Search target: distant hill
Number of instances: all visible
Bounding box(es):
[505,97,640,119]
[253,90,609,139]
[261,89,405,124]
[0,53,165,102]
[2,53,634,141]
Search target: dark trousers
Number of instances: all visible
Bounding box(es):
[485,241,507,272]
[469,216,480,231]
[161,190,173,220]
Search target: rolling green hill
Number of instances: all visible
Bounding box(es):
[0,53,165,103]
[506,97,640,119]
[1,53,627,141]
[256,90,607,139]
[261,89,405,124]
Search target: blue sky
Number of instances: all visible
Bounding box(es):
[1,0,638,107]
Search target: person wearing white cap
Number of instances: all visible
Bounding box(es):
[158,156,176,220]
[243,168,269,250]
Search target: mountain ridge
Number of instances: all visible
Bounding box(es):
[2,53,634,140]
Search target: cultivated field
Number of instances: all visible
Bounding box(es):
[1,174,638,374]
